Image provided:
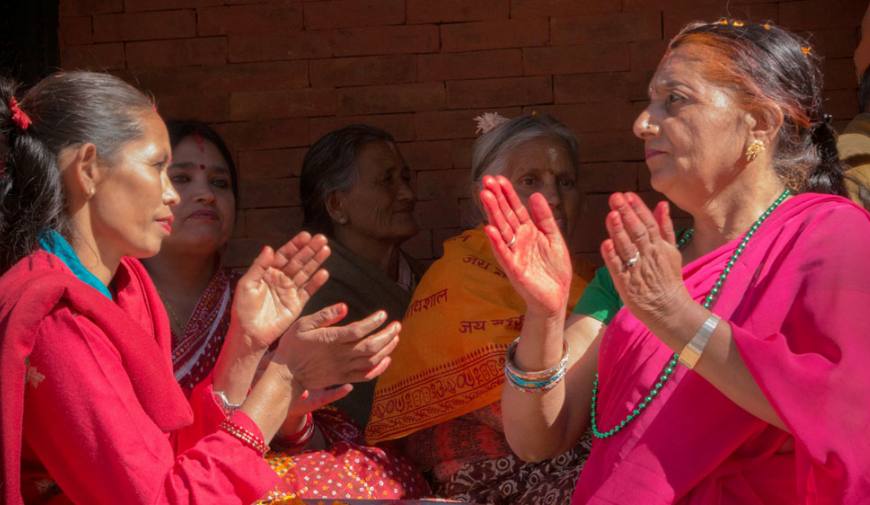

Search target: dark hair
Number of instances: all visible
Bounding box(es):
[0,71,154,273]
[858,66,870,114]
[670,20,845,196]
[165,119,239,205]
[300,124,395,235]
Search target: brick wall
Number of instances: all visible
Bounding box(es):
[58,0,866,267]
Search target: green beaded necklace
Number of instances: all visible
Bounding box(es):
[590,189,791,439]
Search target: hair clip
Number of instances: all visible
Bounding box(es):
[8,97,32,131]
[731,20,745,27]
[715,18,729,25]
[823,113,833,124]
[473,112,510,135]
[801,46,812,56]
[762,22,773,30]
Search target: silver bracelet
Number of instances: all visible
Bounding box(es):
[213,390,243,416]
[678,313,721,369]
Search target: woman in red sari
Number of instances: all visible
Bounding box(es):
[480,21,870,504]
[0,72,400,504]
[143,120,428,500]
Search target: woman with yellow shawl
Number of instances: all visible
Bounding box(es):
[367,113,596,504]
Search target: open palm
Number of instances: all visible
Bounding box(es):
[479,175,573,316]
[233,232,331,351]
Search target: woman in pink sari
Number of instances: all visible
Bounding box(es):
[480,20,870,504]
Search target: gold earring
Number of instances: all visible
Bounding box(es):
[745,139,765,163]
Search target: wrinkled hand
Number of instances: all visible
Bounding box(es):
[272,303,401,390]
[479,175,572,316]
[232,232,331,352]
[600,192,691,326]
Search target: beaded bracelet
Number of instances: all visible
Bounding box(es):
[504,337,569,393]
[271,412,315,451]
[220,418,269,456]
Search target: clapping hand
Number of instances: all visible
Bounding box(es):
[479,175,573,317]
[232,232,331,352]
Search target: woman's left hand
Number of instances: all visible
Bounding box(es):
[600,192,691,327]
[232,232,331,352]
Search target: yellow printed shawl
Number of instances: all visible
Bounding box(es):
[365,227,592,443]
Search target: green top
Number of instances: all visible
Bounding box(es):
[572,266,622,324]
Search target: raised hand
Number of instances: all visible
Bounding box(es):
[271,302,401,390]
[479,175,573,317]
[600,192,690,326]
[232,232,330,352]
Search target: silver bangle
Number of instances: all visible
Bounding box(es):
[213,390,243,416]
[678,314,721,369]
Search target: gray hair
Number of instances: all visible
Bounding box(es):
[471,113,579,190]
[300,124,395,235]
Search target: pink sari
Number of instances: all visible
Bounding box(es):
[573,193,870,504]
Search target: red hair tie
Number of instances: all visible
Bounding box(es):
[9,97,32,131]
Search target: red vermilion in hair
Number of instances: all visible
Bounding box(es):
[8,97,32,131]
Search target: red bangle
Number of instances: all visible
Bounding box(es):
[272,412,315,450]
[220,418,269,456]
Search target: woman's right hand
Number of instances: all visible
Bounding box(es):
[479,175,573,317]
[271,303,401,390]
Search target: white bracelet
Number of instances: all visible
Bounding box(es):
[213,390,243,416]
[678,314,721,369]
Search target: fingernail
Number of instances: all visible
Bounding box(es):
[375,311,386,322]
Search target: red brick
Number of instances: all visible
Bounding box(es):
[510,0,619,18]
[126,37,226,68]
[441,18,548,52]
[399,141,454,171]
[416,169,473,200]
[332,25,439,57]
[630,40,668,72]
[554,72,650,104]
[215,119,309,150]
[304,0,405,29]
[623,0,717,9]
[245,206,304,240]
[239,177,300,208]
[415,198,460,229]
[61,0,122,16]
[574,193,610,251]
[224,238,264,268]
[418,49,522,81]
[826,58,858,90]
[155,93,230,122]
[447,76,551,109]
[198,4,303,36]
[663,4,779,39]
[552,11,661,45]
[124,0,221,12]
[529,102,638,133]
[407,0,508,23]
[239,148,308,179]
[824,89,859,120]
[230,88,337,120]
[402,230,434,260]
[229,31,333,62]
[339,83,445,115]
[61,43,126,70]
[310,55,416,87]
[780,0,865,31]
[576,131,642,162]
[414,107,522,140]
[94,11,195,42]
[807,28,860,59]
[129,61,309,96]
[524,44,630,75]
[309,114,416,143]
[578,162,642,192]
[60,17,93,46]
[451,138,475,168]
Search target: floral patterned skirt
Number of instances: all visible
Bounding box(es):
[435,431,592,505]
[265,408,431,501]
